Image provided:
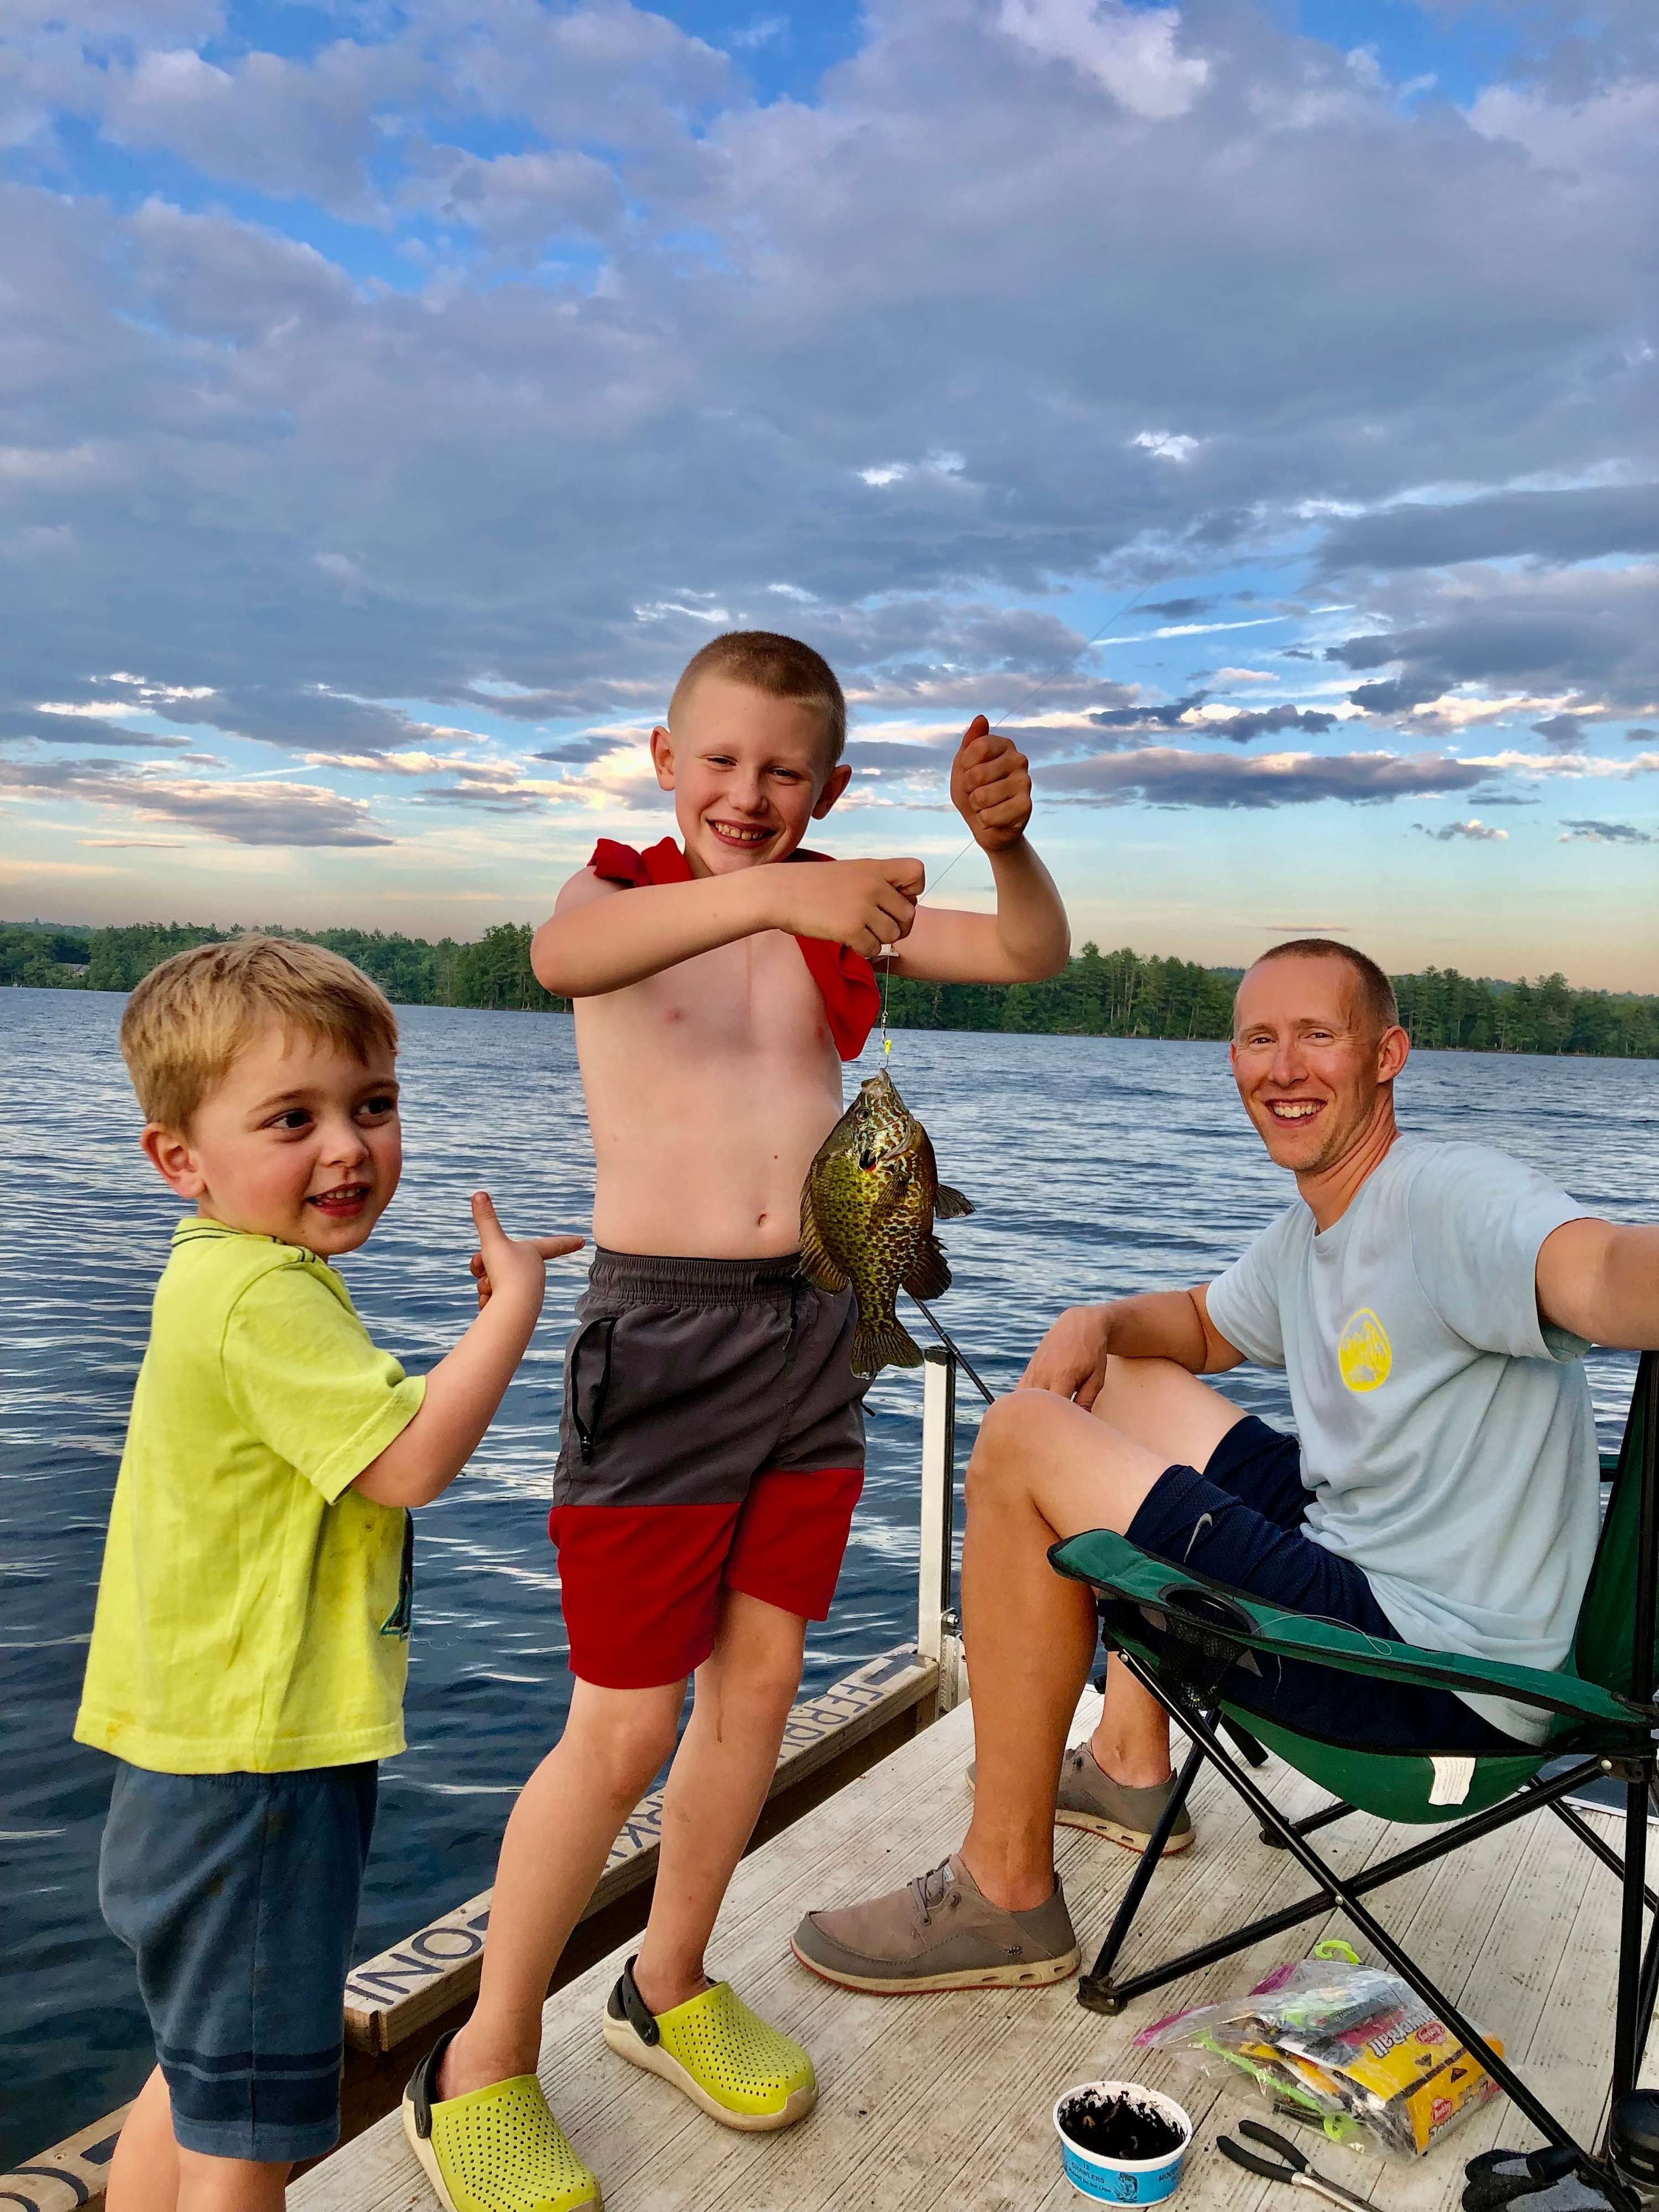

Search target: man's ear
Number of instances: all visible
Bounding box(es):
[140,1122,206,1200]
[1377,1023,1410,1082]
[811,761,854,819]
[649,725,676,792]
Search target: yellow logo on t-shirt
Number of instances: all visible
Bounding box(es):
[1338,1308,1392,1392]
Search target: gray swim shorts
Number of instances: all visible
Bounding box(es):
[549,1249,868,1687]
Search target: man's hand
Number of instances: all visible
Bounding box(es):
[1021,1304,1112,1406]
[951,716,1032,852]
[468,1192,585,1312]
[766,856,925,958]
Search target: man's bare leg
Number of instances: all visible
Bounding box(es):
[631,1590,806,2015]
[956,1388,1176,1912]
[1077,1357,1247,1788]
[439,1676,687,2099]
[791,1387,1181,1991]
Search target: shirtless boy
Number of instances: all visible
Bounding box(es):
[404,630,1069,2212]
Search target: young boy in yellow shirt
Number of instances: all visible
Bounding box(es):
[408,632,1068,2212]
[74,936,580,2212]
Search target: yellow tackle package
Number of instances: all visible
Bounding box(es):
[1135,1945,1505,2158]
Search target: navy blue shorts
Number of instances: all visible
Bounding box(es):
[1126,1415,1516,1752]
[100,1761,377,2164]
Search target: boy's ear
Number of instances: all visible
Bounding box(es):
[140,1123,207,1201]
[649,725,676,791]
[811,761,853,820]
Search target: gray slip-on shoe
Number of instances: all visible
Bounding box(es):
[967,1742,1195,1853]
[790,1853,1081,1995]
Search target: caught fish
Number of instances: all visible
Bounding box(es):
[800,1070,974,1377]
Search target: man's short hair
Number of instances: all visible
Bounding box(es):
[668,630,847,765]
[121,935,399,1131]
[1243,937,1400,1037]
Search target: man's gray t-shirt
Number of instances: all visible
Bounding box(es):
[1205,1138,1598,1744]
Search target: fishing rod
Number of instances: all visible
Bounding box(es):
[905,1292,996,1406]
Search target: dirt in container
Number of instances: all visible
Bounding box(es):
[1058,2090,1187,2162]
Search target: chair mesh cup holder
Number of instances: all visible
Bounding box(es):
[1152,1581,1259,1698]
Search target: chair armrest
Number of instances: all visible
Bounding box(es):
[1049,1527,1650,1735]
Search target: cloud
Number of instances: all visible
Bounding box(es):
[100,44,414,220]
[1412,818,1508,842]
[1319,484,1659,573]
[1327,565,1659,725]
[400,144,624,255]
[997,0,1209,119]
[1558,818,1655,844]
[731,16,788,53]
[1091,690,1208,731]
[0,757,391,845]
[1531,713,1589,751]
[1039,746,1494,809]
[1132,430,1199,463]
[1087,694,1339,742]
[1214,667,1276,682]
[1460,748,1659,782]
[1192,703,1340,743]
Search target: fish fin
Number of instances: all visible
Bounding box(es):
[851,1314,926,1377]
[799,1194,849,1293]
[902,1233,952,1302]
[919,1129,973,1219]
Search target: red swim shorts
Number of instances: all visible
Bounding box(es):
[548,1249,869,1689]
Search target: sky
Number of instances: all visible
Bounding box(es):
[2,0,1655,987]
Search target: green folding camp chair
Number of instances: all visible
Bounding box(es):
[1048,1352,1659,2181]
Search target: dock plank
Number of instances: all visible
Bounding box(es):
[294,1705,1633,2212]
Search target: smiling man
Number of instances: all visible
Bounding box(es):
[792,937,1659,1997]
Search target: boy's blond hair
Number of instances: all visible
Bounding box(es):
[669,630,847,764]
[121,935,399,1130]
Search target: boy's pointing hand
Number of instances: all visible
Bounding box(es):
[951,716,1032,851]
[468,1192,585,1312]
[766,857,925,960]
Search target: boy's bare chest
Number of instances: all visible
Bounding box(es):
[585,929,834,1063]
[661,930,823,1041]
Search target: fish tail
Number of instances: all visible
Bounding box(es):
[851,1313,926,1377]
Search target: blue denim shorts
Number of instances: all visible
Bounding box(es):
[99,1761,377,2163]
[1127,1416,1515,1752]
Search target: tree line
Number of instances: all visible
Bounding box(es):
[5,920,1658,1058]
[0,920,566,1012]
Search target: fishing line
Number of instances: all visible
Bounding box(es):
[905,1292,996,1406]
[873,579,1161,1389]
[901,576,1164,924]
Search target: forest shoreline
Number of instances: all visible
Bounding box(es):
[5,919,1657,1058]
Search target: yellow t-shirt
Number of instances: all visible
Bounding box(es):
[75,1219,426,1774]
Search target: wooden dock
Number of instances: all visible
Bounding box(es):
[294,1686,1634,2212]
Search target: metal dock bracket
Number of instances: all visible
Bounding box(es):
[920,1345,967,1714]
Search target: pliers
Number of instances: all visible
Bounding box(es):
[1218,2119,1376,2211]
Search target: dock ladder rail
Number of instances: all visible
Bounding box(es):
[919,1344,968,1715]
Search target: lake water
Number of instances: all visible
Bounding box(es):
[2,985,1651,2167]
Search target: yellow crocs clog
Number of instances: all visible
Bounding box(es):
[601,1955,817,2132]
[402,2030,601,2211]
